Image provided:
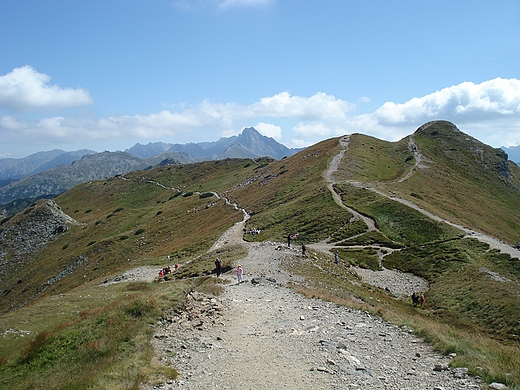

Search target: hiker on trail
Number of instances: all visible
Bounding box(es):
[237,264,243,284]
[215,258,222,277]
[301,242,306,257]
[287,233,298,247]
[411,292,418,306]
[334,249,339,264]
[420,294,425,307]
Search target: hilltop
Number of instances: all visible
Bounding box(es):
[0,121,519,389]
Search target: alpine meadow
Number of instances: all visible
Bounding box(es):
[1,121,520,389]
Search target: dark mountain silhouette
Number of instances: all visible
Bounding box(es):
[0,152,150,210]
[124,142,172,159]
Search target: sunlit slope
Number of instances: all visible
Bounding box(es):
[0,159,269,313]
[228,137,353,244]
[337,121,520,244]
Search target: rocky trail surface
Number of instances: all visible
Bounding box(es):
[142,232,481,389]
[133,135,520,389]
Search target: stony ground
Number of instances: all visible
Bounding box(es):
[130,135,520,389]
[140,236,482,390]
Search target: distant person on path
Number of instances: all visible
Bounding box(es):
[237,264,243,284]
[334,250,339,264]
[301,242,306,257]
[411,292,419,307]
[287,234,292,247]
[420,294,425,307]
[215,258,222,277]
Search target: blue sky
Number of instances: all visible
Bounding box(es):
[1,0,519,158]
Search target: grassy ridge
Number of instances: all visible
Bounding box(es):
[2,122,520,388]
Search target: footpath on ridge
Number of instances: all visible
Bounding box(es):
[138,136,489,390]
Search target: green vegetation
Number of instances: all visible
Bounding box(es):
[334,184,464,245]
[1,122,520,388]
[0,278,217,389]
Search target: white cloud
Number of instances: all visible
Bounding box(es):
[251,92,355,121]
[2,77,520,155]
[254,122,282,139]
[373,78,520,127]
[0,66,94,112]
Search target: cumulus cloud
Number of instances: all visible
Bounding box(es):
[0,66,94,112]
[373,78,520,127]
[2,77,520,154]
[254,122,282,139]
[250,92,355,121]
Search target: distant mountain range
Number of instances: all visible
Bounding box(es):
[0,127,301,215]
[502,145,520,166]
[124,127,297,160]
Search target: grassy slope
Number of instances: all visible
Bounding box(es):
[1,123,520,388]
[229,138,353,244]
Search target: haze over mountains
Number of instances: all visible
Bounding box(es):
[0,127,300,215]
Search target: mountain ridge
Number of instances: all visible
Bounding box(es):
[0,127,300,214]
[1,121,519,387]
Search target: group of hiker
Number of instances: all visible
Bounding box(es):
[411,292,425,307]
[158,263,178,277]
[214,257,243,283]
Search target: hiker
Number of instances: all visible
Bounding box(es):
[334,249,339,264]
[159,270,164,277]
[420,294,425,307]
[237,264,243,284]
[301,242,306,257]
[411,292,418,306]
[174,264,179,270]
[215,258,222,277]
[287,234,292,247]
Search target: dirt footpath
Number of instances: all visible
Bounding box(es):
[142,239,481,390]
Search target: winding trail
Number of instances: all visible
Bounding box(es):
[135,135,520,389]
[318,134,519,260]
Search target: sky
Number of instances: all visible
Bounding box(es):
[1,0,519,158]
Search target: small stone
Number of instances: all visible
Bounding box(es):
[489,383,507,390]
[433,363,449,371]
[452,367,468,378]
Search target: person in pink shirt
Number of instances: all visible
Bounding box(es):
[237,264,243,284]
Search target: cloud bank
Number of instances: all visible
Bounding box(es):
[1,67,519,154]
[0,66,94,112]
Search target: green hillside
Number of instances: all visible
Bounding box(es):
[1,121,519,389]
